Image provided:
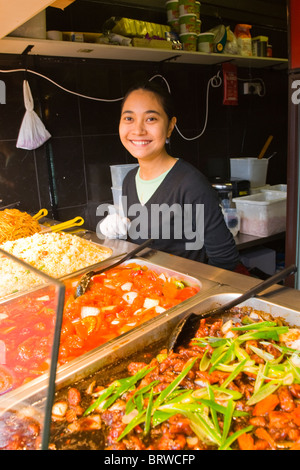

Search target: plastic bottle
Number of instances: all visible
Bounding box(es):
[234,24,252,56]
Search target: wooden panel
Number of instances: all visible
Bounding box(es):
[0,0,55,38]
[289,0,300,69]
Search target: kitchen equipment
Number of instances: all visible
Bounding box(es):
[262,184,287,193]
[211,177,233,208]
[0,255,216,406]
[230,178,250,198]
[41,216,84,233]
[110,164,138,209]
[258,135,273,159]
[111,186,122,207]
[3,251,300,451]
[74,238,153,298]
[33,208,48,220]
[167,263,297,350]
[233,190,287,237]
[223,207,240,236]
[0,201,20,210]
[71,251,127,296]
[230,157,269,188]
[0,247,65,450]
[110,164,138,188]
[267,151,277,160]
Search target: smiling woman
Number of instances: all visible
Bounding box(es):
[119,85,176,174]
[100,81,240,271]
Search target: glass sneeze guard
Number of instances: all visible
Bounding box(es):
[0,248,65,450]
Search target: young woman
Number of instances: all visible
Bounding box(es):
[100,81,240,271]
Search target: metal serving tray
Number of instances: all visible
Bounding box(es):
[48,289,300,399]
[0,257,219,411]
[191,291,300,327]
[52,289,300,386]
[4,285,300,427]
[0,240,113,303]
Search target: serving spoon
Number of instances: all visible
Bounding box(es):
[74,238,153,298]
[168,264,297,351]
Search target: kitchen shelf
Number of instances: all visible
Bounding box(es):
[0,36,288,69]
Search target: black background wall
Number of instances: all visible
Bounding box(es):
[0,0,288,231]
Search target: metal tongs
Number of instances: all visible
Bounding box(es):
[74,239,153,299]
[168,264,297,351]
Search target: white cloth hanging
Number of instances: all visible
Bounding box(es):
[16,80,51,150]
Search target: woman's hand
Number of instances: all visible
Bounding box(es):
[99,213,131,239]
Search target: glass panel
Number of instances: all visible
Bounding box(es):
[0,248,64,450]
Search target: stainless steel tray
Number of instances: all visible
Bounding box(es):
[52,289,300,388]
[5,285,300,418]
[192,289,300,327]
[0,257,219,410]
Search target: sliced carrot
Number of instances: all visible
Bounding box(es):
[254,427,276,449]
[252,393,280,416]
[290,442,300,450]
[237,432,255,450]
[292,407,300,426]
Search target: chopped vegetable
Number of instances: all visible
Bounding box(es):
[50,309,300,451]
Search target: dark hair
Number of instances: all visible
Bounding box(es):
[121,80,176,122]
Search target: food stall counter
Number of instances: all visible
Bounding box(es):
[1,228,300,450]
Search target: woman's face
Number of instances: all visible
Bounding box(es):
[119,89,176,162]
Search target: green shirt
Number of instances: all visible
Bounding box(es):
[135,167,172,205]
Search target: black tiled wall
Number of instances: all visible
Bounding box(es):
[0,0,288,230]
[0,53,288,230]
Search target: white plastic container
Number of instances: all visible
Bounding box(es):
[197,32,214,52]
[110,164,138,188]
[230,158,269,188]
[223,208,240,237]
[250,184,270,194]
[111,187,122,207]
[232,190,286,237]
[263,184,287,193]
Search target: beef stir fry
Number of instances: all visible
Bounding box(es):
[0,408,41,450]
[50,308,300,450]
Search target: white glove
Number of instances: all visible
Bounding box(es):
[99,213,131,239]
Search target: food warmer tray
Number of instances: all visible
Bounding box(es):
[0,257,220,412]
[5,282,300,447]
[48,287,300,388]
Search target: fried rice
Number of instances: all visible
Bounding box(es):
[0,232,111,297]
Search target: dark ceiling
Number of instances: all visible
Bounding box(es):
[78,0,288,29]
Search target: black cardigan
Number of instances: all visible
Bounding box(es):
[122,159,240,271]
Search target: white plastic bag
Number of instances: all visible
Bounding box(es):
[16,80,51,150]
